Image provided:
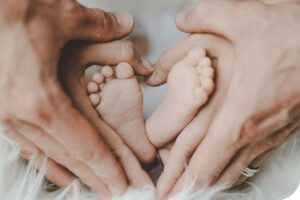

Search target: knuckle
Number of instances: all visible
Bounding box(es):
[175,138,193,157]
[50,152,72,164]
[96,10,114,39]
[25,95,51,123]
[20,149,35,160]
[77,149,96,162]
[235,119,258,149]
[196,172,218,185]
[157,52,172,73]
[0,111,11,123]
[62,4,83,31]
[111,163,124,180]
[63,0,79,13]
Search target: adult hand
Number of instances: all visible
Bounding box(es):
[0,0,152,198]
[148,0,300,198]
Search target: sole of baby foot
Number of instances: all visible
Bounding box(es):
[87,63,156,165]
[146,47,215,148]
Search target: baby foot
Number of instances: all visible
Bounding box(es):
[146,48,215,148]
[87,63,156,165]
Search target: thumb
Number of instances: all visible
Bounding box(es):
[66,3,134,41]
[176,0,238,38]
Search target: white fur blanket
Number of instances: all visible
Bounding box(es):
[0,127,299,200]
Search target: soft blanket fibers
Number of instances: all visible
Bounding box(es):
[0,127,299,200]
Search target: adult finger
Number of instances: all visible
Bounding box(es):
[176,0,238,37]
[234,151,269,186]
[168,97,300,197]
[177,72,300,189]
[64,2,134,41]
[218,119,300,185]
[61,40,153,77]
[23,87,128,195]
[147,34,230,86]
[159,142,174,165]
[157,110,216,199]
[166,95,254,198]
[11,120,112,197]
[156,35,234,199]
[3,126,75,188]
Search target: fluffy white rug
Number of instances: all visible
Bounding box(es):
[0,126,299,200]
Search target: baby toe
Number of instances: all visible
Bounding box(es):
[201,67,214,78]
[194,87,208,105]
[87,82,99,94]
[92,72,104,84]
[199,57,212,67]
[101,66,114,81]
[116,62,134,79]
[184,47,206,66]
[201,77,214,94]
[89,93,101,107]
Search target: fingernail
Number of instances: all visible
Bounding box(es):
[115,11,134,28]
[176,10,189,24]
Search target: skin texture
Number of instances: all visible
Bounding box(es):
[146,47,215,148]
[59,42,154,193]
[86,63,157,165]
[0,0,153,198]
[147,0,300,199]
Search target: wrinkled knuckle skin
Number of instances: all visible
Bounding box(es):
[97,10,116,40]
[50,152,72,165]
[20,149,35,160]
[197,172,219,186]
[77,149,96,163]
[0,111,11,124]
[235,119,258,150]
[62,0,79,13]
[24,94,53,125]
[157,52,172,74]
[61,3,83,33]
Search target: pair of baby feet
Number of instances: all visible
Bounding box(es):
[87,48,214,165]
